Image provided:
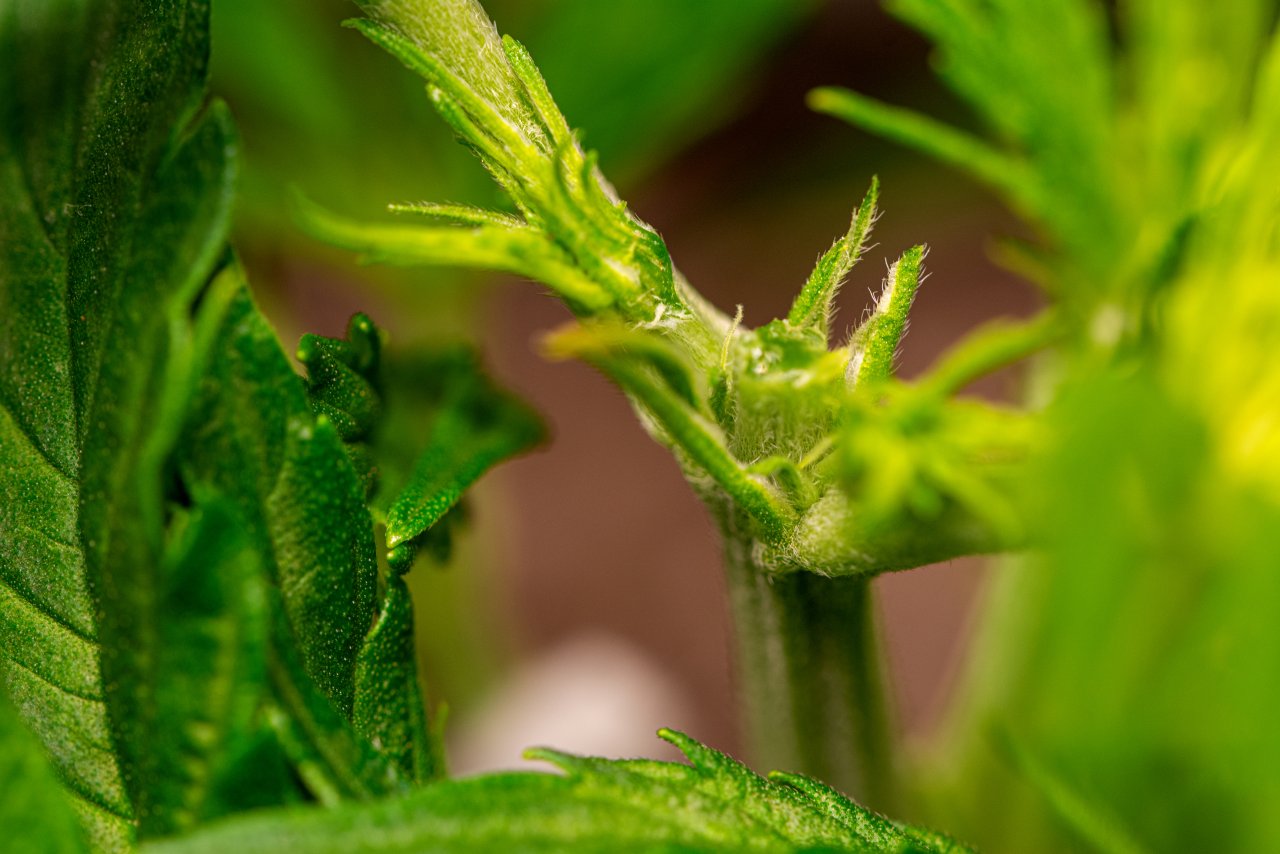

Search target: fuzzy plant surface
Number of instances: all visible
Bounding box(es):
[0,0,975,852]
[7,0,1274,852]
[301,0,1053,805]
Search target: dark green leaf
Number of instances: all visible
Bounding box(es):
[1,0,237,846]
[179,270,378,718]
[123,497,270,837]
[262,591,403,804]
[352,577,440,783]
[179,267,405,800]
[297,313,382,498]
[3,0,413,838]
[145,730,971,853]
[73,100,243,839]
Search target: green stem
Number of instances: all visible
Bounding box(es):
[720,511,896,809]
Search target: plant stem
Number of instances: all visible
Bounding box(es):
[720,512,896,809]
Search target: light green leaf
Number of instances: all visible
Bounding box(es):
[381,354,544,552]
[788,177,880,337]
[337,0,685,323]
[145,730,972,853]
[294,195,614,313]
[847,245,925,389]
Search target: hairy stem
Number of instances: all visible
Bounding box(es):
[720,511,896,809]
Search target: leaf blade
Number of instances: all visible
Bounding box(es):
[144,731,971,853]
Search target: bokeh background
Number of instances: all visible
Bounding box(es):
[210,0,1040,772]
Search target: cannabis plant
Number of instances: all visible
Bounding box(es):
[3,0,1278,852]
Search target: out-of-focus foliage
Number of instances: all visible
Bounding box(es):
[210,0,817,339]
[817,2,1280,851]
[1,677,88,852]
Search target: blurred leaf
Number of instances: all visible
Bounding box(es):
[817,0,1277,343]
[816,6,1280,851]
[516,0,816,180]
[123,499,269,837]
[926,371,1280,853]
[0,677,88,853]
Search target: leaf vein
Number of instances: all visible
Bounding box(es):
[4,654,103,704]
[0,569,96,645]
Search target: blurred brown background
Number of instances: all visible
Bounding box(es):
[213,0,1038,770]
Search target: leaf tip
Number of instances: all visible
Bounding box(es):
[806,86,848,115]
[522,746,579,774]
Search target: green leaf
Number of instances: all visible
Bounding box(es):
[72,102,248,840]
[847,245,925,389]
[0,674,88,853]
[298,313,382,447]
[179,269,379,719]
[178,266,407,802]
[297,312,384,498]
[262,591,402,805]
[935,371,1280,852]
[145,730,972,853]
[1,0,238,846]
[297,320,544,785]
[124,498,270,837]
[788,177,880,337]
[352,577,439,783]
[381,353,544,553]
